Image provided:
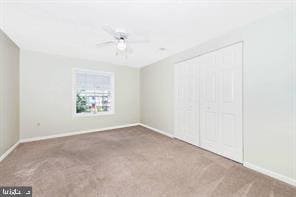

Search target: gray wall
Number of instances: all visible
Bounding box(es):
[0,29,20,156]
[140,8,296,182]
[20,50,140,139]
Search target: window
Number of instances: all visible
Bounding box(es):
[73,69,114,116]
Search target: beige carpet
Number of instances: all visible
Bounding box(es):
[0,126,295,197]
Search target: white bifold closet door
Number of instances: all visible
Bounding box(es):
[175,59,199,146]
[199,43,243,163]
[175,43,243,163]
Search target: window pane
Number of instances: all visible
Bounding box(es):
[75,70,113,115]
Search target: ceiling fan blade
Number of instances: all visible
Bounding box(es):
[96,41,115,48]
[102,25,120,38]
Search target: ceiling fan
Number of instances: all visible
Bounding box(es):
[96,25,148,57]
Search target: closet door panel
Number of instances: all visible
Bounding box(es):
[200,43,243,163]
[200,53,220,153]
[219,43,243,162]
[174,59,199,146]
[175,62,185,140]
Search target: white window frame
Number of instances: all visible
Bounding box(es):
[72,68,115,117]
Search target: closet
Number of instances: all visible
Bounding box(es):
[174,43,243,163]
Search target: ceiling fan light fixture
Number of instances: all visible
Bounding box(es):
[117,39,127,51]
[97,25,149,56]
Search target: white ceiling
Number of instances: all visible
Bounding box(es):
[0,0,292,67]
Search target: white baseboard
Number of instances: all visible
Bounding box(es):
[0,141,20,162]
[244,162,296,186]
[20,123,140,143]
[138,123,174,138]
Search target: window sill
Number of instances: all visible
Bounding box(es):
[73,111,114,118]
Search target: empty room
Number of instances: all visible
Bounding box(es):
[0,0,295,196]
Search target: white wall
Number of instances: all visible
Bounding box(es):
[20,50,140,139]
[140,8,296,184]
[0,29,20,156]
[243,8,295,184]
[140,58,174,134]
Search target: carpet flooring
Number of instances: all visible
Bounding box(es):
[0,126,295,197]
